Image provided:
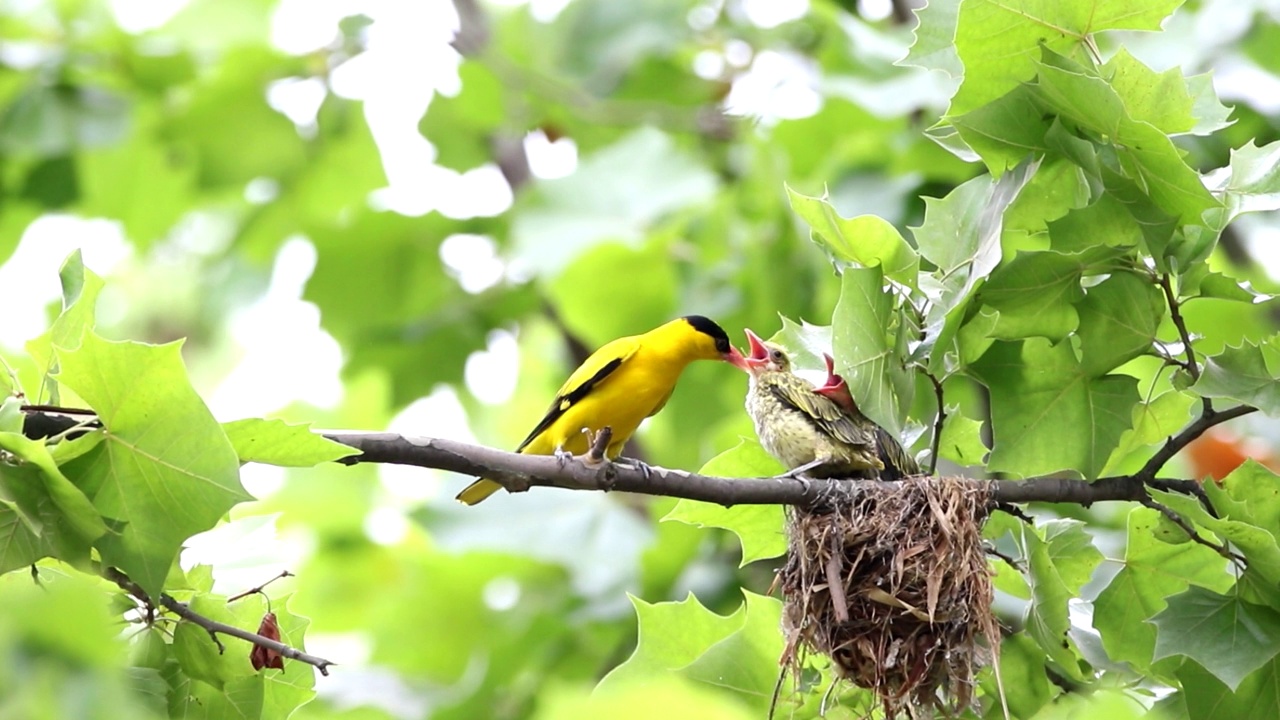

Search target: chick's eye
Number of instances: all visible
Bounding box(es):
[771,350,783,361]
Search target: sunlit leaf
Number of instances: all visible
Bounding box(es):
[664,440,785,566]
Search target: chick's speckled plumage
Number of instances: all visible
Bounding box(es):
[744,340,883,477]
[815,353,920,481]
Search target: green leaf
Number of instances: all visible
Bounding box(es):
[971,339,1138,478]
[1177,657,1280,720]
[664,440,785,566]
[0,432,106,541]
[164,48,306,187]
[950,85,1051,173]
[903,0,962,78]
[914,161,1040,376]
[938,407,989,467]
[982,633,1051,719]
[54,332,249,597]
[1102,390,1196,475]
[77,107,195,246]
[770,317,833,375]
[222,418,358,467]
[1042,519,1103,595]
[419,60,506,171]
[1152,586,1280,690]
[1093,508,1232,674]
[597,593,745,693]
[1075,272,1163,376]
[679,591,785,707]
[0,463,58,572]
[537,676,756,720]
[1151,487,1280,592]
[1203,139,1280,235]
[787,187,920,286]
[547,241,678,350]
[1047,194,1144,253]
[25,251,104,399]
[1099,48,1195,134]
[1193,339,1280,416]
[832,266,911,434]
[1186,271,1274,305]
[950,0,1184,116]
[1022,522,1086,680]
[512,127,718,276]
[978,250,1087,341]
[1032,47,1219,226]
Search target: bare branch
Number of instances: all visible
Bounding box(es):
[17,406,1226,509]
[104,567,335,676]
[323,431,1205,508]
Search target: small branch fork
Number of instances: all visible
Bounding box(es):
[104,568,334,677]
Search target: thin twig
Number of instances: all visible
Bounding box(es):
[228,570,295,604]
[994,502,1035,525]
[1139,497,1244,567]
[925,371,946,475]
[1135,404,1257,484]
[984,544,1023,571]
[104,567,335,676]
[1158,274,1201,383]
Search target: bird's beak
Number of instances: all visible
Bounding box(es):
[724,345,749,370]
[815,352,855,410]
[740,329,771,372]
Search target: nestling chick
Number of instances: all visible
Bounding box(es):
[739,329,883,478]
[815,353,920,481]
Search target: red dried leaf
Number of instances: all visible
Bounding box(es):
[250,612,285,671]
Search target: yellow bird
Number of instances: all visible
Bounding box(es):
[456,315,747,505]
[739,329,883,479]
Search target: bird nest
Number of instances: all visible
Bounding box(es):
[776,475,998,718]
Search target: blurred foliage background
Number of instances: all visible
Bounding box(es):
[2,0,1280,718]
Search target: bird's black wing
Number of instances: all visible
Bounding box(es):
[514,357,624,453]
[874,426,920,480]
[767,377,872,449]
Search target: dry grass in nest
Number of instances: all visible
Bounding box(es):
[775,476,998,719]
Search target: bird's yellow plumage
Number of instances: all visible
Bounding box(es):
[456,315,745,504]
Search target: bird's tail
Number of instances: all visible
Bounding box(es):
[456,478,503,505]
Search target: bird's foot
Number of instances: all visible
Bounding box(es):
[775,459,825,480]
[614,456,654,481]
[553,446,575,468]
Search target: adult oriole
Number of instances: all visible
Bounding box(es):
[457,315,746,504]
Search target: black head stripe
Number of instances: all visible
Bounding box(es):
[683,315,730,354]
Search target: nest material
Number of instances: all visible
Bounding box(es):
[778,476,997,718]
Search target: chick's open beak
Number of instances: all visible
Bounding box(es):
[740,329,771,371]
[815,352,855,410]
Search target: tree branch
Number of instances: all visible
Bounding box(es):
[322,431,1203,508]
[104,567,335,676]
[1135,403,1257,483]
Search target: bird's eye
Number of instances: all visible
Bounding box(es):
[771,350,783,361]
